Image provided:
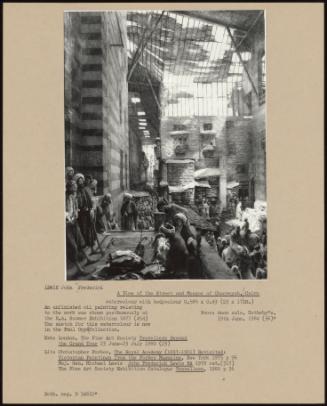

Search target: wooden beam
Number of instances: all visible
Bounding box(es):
[128,80,160,88]
[127,11,165,81]
[144,69,161,114]
[128,15,151,76]
[146,115,160,135]
[175,11,247,31]
[226,26,259,99]
[234,11,264,51]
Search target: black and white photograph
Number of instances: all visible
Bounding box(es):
[64,9,267,281]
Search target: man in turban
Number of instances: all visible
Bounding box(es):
[65,180,96,275]
[74,173,97,253]
[65,167,74,185]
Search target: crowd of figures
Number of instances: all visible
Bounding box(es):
[65,166,267,280]
[121,194,156,231]
[65,166,155,275]
[89,197,267,280]
[135,197,155,231]
[218,218,267,279]
[65,167,119,274]
[151,199,267,280]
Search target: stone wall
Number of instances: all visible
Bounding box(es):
[160,115,226,161]
[64,11,129,220]
[64,13,86,172]
[160,113,228,207]
[224,117,253,184]
[167,161,195,186]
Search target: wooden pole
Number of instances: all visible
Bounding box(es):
[127,11,165,81]
[145,69,161,113]
[232,11,264,52]
[226,26,259,99]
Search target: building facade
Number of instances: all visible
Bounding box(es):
[64,11,129,217]
[158,15,266,209]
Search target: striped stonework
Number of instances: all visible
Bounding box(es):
[65,11,129,221]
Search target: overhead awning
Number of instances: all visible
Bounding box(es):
[227,181,240,189]
[194,180,211,188]
[126,10,262,119]
[169,185,187,193]
[165,158,194,164]
[169,130,189,136]
[127,190,150,197]
[194,168,221,179]
[168,180,211,193]
[168,182,194,193]
[200,130,216,136]
[202,144,215,153]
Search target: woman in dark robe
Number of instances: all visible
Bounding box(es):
[95,193,114,233]
[121,193,138,231]
[159,223,189,279]
[74,173,97,253]
[173,213,204,279]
